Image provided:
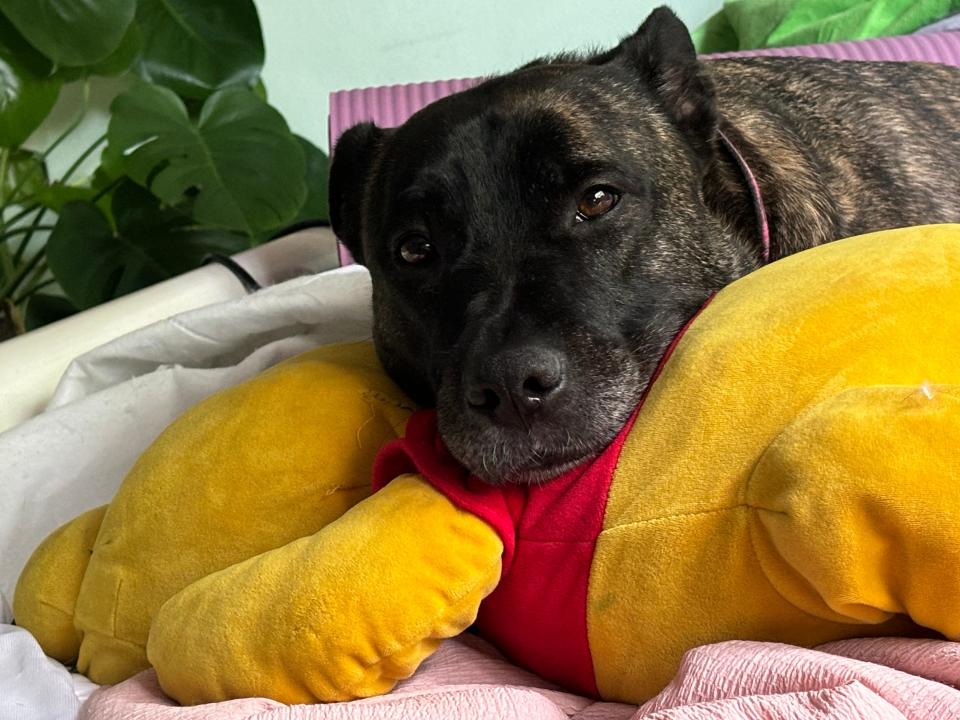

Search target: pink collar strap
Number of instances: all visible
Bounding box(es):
[717,128,771,265]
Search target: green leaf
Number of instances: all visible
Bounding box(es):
[0,48,61,148]
[292,135,329,224]
[24,292,77,330]
[47,184,248,309]
[0,0,136,67]
[54,20,143,81]
[35,180,94,212]
[0,11,53,78]
[2,148,47,203]
[91,20,142,76]
[135,0,264,100]
[106,83,307,237]
[252,78,267,102]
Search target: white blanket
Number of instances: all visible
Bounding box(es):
[0,265,374,719]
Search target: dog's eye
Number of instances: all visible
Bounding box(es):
[398,234,435,265]
[575,186,620,222]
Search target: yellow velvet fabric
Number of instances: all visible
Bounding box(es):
[15,341,415,684]
[13,505,107,664]
[589,224,960,702]
[147,474,503,704]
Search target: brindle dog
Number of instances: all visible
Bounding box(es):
[330,7,960,484]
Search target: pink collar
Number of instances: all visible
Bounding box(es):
[717,129,771,265]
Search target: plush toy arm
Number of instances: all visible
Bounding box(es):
[749,385,960,636]
[13,505,107,664]
[147,474,503,705]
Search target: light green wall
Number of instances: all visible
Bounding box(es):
[31,0,721,180]
[259,0,722,152]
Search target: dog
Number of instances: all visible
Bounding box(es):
[329,6,960,484]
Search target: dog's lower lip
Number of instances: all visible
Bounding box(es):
[468,447,597,484]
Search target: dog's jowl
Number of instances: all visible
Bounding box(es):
[330,6,960,483]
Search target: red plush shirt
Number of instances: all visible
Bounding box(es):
[373,408,633,696]
[371,300,709,694]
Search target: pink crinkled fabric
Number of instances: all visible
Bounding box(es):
[80,635,960,720]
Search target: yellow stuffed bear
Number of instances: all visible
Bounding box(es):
[14,224,960,706]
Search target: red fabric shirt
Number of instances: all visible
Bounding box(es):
[373,408,631,696]
[371,298,710,694]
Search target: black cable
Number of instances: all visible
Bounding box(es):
[202,220,333,294]
[202,254,263,293]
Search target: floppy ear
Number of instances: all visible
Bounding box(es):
[611,6,717,159]
[328,122,385,265]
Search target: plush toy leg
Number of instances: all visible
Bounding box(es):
[147,474,503,705]
[750,384,960,635]
[13,505,108,664]
[63,341,413,685]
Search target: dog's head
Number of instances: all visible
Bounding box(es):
[330,7,757,483]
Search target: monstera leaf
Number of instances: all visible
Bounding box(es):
[0,12,53,77]
[0,0,136,67]
[0,49,61,148]
[24,293,78,330]
[47,183,248,309]
[55,20,143,81]
[135,0,264,100]
[106,82,306,238]
[291,135,329,224]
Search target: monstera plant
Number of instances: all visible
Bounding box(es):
[0,0,328,340]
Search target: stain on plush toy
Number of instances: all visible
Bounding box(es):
[905,382,936,406]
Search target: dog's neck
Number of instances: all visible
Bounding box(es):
[705,115,850,265]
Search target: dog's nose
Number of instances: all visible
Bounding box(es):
[465,345,566,425]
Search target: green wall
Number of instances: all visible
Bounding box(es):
[259,1,721,152]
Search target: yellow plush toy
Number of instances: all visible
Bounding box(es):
[14,224,960,706]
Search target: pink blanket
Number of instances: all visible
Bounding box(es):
[82,635,960,720]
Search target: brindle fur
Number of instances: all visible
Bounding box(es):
[330,7,960,483]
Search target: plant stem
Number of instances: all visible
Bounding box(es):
[13,258,50,302]
[0,149,9,215]
[0,225,56,244]
[5,203,41,228]
[0,246,44,299]
[12,208,48,265]
[13,277,56,304]
[43,79,91,160]
[91,175,122,204]
[4,79,91,208]
[60,132,107,186]
[0,239,13,281]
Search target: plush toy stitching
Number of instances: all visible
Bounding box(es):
[744,508,847,625]
[595,503,768,532]
[112,577,122,639]
[34,598,74,619]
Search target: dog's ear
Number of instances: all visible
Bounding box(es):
[329,122,385,265]
[608,7,717,158]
